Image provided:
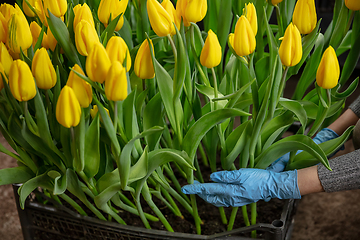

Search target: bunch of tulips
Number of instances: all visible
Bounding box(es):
[0,0,359,236]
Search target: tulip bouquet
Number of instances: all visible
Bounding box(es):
[0,0,359,237]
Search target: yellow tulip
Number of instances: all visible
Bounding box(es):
[316,46,340,89]
[105,61,128,101]
[0,42,13,75]
[147,0,175,37]
[0,3,17,22]
[106,36,131,71]
[46,27,57,51]
[134,39,155,79]
[0,13,6,43]
[292,0,317,35]
[73,3,95,29]
[31,48,56,89]
[75,20,99,56]
[161,0,180,31]
[0,62,8,91]
[33,0,48,27]
[56,85,81,128]
[185,0,207,24]
[23,0,37,17]
[176,0,190,27]
[86,42,111,84]
[244,3,257,36]
[200,30,222,68]
[271,0,284,5]
[9,60,37,102]
[66,64,92,108]
[233,15,256,57]
[30,21,48,49]
[43,0,67,18]
[97,0,128,31]
[6,12,33,54]
[278,23,302,67]
[90,105,110,121]
[345,0,360,11]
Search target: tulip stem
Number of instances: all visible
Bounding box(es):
[113,101,119,133]
[167,35,177,60]
[275,5,284,37]
[345,11,355,34]
[277,66,289,103]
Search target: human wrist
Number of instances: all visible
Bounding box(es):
[265,170,301,200]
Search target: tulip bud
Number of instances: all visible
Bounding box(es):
[56,86,81,128]
[185,0,207,24]
[345,0,360,11]
[9,60,37,101]
[0,42,13,75]
[233,15,256,57]
[46,27,57,51]
[278,23,302,67]
[30,21,48,48]
[0,62,7,91]
[106,36,131,71]
[43,0,67,18]
[0,3,17,22]
[6,12,33,54]
[147,0,175,37]
[32,48,56,89]
[316,46,340,89]
[200,30,222,68]
[90,105,110,121]
[105,61,128,101]
[0,12,7,43]
[162,0,180,31]
[176,0,190,27]
[66,64,92,108]
[23,0,37,17]
[33,0,48,27]
[270,0,284,5]
[134,39,155,79]
[73,3,95,29]
[75,20,99,56]
[244,3,257,36]
[292,0,317,35]
[97,0,128,31]
[86,42,111,84]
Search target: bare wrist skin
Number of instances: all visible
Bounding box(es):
[327,109,359,136]
[297,166,324,195]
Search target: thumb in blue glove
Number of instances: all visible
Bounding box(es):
[181,168,301,208]
[267,128,341,173]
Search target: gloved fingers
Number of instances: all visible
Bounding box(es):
[313,128,340,144]
[266,153,290,172]
[210,169,246,184]
[181,182,231,195]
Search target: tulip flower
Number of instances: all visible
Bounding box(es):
[185,0,207,24]
[90,105,110,121]
[345,0,360,11]
[105,61,128,101]
[97,0,128,31]
[86,42,111,84]
[73,3,95,29]
[66,64,92,108]
[0,3,17,22]
[147,0,175,37]
[23,0,37,17]
[46,27,57,51]
[6,12,33,54]
[9,60,37,102]
[161,0,180,31]
[278,23,302,67]
[106,36,131,71]
[43,0,67,18]
[75,20,99,56]
[245,3,257,36]
[0,12,7,43]
[0,42,13,75]
[56,85,81,128]
[0,63,8,91]
[316,46,340,89]
[32,48,56,89]
[233,15,256,57]
[176,0,190,27]
[200,30,222,68]
[292,0,317,35]
[271,0,284,5]
[30,21,48,49]
[134,39,155,79]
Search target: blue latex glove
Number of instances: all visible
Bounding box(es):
[181,168,301,208]
[267,128,342,173]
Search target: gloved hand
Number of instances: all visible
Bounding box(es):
[181,168,301,208]
[267,128,341,172]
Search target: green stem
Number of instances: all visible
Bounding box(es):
[190,194,201,235]
[167,34,177,60]
[160,185,182,217]
[59,193,87,216]
[219,207,228,225]
[345,10,355,34]
[198,143,209,167]
[227,207,239,231]
[242,205,250,226]
[250,202,257,238]
[113,101,119,134]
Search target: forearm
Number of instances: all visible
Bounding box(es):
[327,108,359,135]
[297,165,324,195]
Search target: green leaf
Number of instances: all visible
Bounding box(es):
[329,2,349,50]
[0,166,34,186]
[333,77,359,100]
[254,134,330,171]
[336,30,352,56]
[173,25,187,102]
[83,114,100,179]
[196,83,227,108]
[279,99,307,133]
[288,126,354,170]
[48,170,67,195]
[261,110,294,145]
[182,108,251,161]
[101,14,122,46]
[339,31,360,87]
